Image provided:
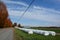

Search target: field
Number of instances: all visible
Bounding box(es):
[31,27,60,33]
[14,27,60,40]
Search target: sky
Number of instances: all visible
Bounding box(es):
[2,0,60,27]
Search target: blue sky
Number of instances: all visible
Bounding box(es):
[2,0,60,26]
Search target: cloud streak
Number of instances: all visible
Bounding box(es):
[2,0,60,26]
[8,5,60,23]
[2,0,28,7]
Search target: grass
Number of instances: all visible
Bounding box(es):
[31,27,60,33]
[14,28,60,40]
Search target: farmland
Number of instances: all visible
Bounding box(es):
[14,27,60,40]
[31,27,60,33]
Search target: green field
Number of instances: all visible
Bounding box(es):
[31,27,60,33]
[14,28,60,40]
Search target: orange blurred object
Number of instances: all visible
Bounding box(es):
[0,1,12,28]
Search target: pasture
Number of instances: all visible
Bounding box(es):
[14,28,60,40]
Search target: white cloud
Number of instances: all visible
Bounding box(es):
[23,6,60,23]
[8,9,24,16]
[8,5,60,24]
[1,0,60,26]
[33,6,60,15]
[2,0,28,7]
[33,6,42,10]
[23,11,60,23]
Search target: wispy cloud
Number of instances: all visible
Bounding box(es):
[33,6,60,15]
[2,0,28,7]
[8,9,24,16]
[14,6,60,23]
[23,11,60,23]
[2,0,60,26]
[8,5,60,23]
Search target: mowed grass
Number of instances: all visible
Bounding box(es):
[14,28,60,40]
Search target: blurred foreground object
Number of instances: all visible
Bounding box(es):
[0,1,12,28]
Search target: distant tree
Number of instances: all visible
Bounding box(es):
[18,24,21,27]
[13,23,17,27]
